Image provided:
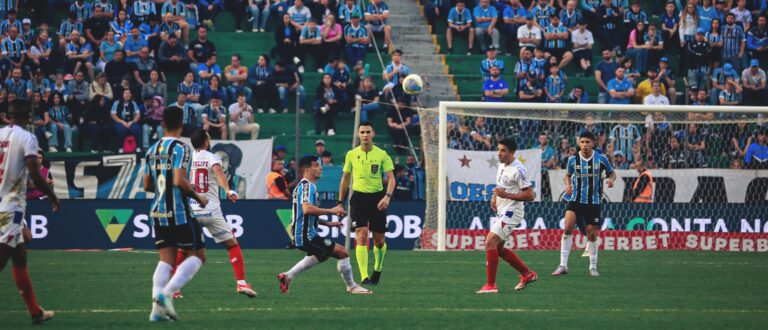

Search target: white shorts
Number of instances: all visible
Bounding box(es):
[369,24,386,33]
[0,211,25,248]
[194,209,234,243]
[489,209,524,241]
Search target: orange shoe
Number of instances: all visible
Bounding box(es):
[514,271,538,291]
[475,283,498,294]
[278,273,291,294]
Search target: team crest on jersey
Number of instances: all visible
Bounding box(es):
[370,164,379,174]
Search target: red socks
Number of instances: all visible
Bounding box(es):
[501,248,531,275]
[13,265,42,316]
[171,249,187,275]
[227,244,246,281]
[485,249,499,285]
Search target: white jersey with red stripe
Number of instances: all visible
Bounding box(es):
[189,149,222,213]
[0,125,38,213]
[495,158,530,219]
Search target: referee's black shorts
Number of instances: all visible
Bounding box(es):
[350,191,387,233]
[566,202,601,226]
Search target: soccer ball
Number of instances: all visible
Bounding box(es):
[402,74,424,95]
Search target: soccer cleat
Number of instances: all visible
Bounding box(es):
[31,308,54,325]
[347,285,373,294]
[515,271,538,291]
[475,283,498,294]
[361,278,371,285]
[278,273,291,294]
[581,248,589,257]
[589,268,600,277]
[172,290,183,299]
[237,283,257,298]
[552,266,569,276]
[149,303,168,322]
[370,271,381,285]
[155,293,178,321]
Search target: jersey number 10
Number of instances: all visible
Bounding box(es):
[194,168,209,193]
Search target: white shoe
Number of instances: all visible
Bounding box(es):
[252,28,258,32]
[155,292,177,321]
[293,57,301,65]
[589,268,600,277]
[317,68,324,73]
[48,146,57,152]
[235,29,243,33]
[66,147,72,152]
[269,108,276,114]
[149,302,169,322]
[282,108,288,113]
[300,108,306,114]
[320,105,329,114]
[90,149,98,153]
[327,129,336,136]
[298,65,305,73]
[119,148,124,153]
[257,108,264,113]
[551,265,569,276]
[44,132,52,139]
[347,285,372,294]
[136,148,142,153]
[259,28,265,32]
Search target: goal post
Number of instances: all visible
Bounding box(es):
[420,102,768,251]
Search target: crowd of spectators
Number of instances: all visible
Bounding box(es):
[433,0,768,170]
[5,0,423,155]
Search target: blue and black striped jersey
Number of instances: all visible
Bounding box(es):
[145,138,194,226]
[566,152,614,205]
[291,179,319,247]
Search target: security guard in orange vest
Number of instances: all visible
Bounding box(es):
[629,160,653,203]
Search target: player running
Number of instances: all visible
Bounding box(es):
[477,138,537,294]
[553,131,615,277]
[278,156,372,295]
[144,106,209,321]
[0,100,60,325]
[169,128,256,298]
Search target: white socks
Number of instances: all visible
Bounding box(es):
[162,256,203,297]
[151,261,173,315]
[337,257,357,289]
[560,234,572,268]
[588,240,598,270]
[285,256,320,279]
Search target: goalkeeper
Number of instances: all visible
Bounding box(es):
[338,122,396,285]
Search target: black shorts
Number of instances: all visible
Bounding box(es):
[566,202,601,226]
[546,48,569,61]
[154,220,205,250]
[350,191,387,233]
[298,236,335,260]
[573,49,592,63]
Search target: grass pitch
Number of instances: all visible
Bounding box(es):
[1,249,767,329]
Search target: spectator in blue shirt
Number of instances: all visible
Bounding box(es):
[344,13,367,67]
[660,2,679,54]
[698,0,719,33]
[607,66,635,104]
[744,129,768,169]
[365,0,393,51]
[530,0,557,30]
[747,15,768,64]
[473,0,500,52]
[447,0,474,55]
[595,48,620,103]
[299,19,323,73]
[65,31,95,81]
[45,92,73,152]
[110,89,143,152]
[338,0,363,26]
[124,26,147,63]
[622,0,648,47]
[249,0,271,32]
[199,0,224,28]
[424,0,451,27]
[482,65,509,102]
[503,0,527,55]
[537,133,558,170]
[480,46,504,81]
[197,53,222,86]
[559,0,583,31]
[70,0,94,22]
[249,54,276,113]
[58,11,83,51]
[596,0,621,51]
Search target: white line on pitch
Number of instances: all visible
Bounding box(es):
[1,307,765,314]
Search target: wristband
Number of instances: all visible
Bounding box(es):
[336,200,344,205]
[385,193,392,198]
[228,190,238,197]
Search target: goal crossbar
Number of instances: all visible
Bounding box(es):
[434,101,768,251]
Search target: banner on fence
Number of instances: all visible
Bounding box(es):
[24,200,424,250]
[48,139,273,199]
[447,148,542,202]
[548,169,768,203]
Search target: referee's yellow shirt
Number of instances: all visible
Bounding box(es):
[343,145,394,193]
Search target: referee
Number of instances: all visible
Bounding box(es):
[338,122,395,285]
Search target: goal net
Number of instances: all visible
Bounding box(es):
[417,102,768,252]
